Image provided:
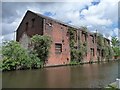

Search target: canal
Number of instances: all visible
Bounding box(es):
[2,61,118,88]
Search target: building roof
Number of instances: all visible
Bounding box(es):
[19,10,110,41]
[28,10,80,29]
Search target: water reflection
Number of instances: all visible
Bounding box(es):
[2,61,118,88]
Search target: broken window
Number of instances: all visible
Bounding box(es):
[55,43,62,54]
[46,22,53,30]
[46,22,52,27]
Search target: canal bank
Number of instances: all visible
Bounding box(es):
[106,81,117,88]
[2,61,118,88]
[44,59,118,68]
[106,79,120,89]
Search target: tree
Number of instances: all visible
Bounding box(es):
[31,35,52,63]
[111,37,119,47]
[111,37,120,58]
[2,41,31,71]
[2,40,44,71]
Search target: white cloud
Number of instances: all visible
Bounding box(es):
[2,33,15,41]
[2,0,119,44]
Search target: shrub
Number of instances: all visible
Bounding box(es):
[2,41,31,71]
[31,35,52,63]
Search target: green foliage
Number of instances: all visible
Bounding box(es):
[68,27,78,61]
[111,37,119,47]
[68,27,87,62]
[28,50,43,69]
[111,37,120,58]
[97,34,104,47]
[0,46,1,55]
[69,60,81,65]
[103,46,113,60]
[112,47,120,57]
[97,34,113,61]
[31,34,52,62]
[68,28,76,42]
[2,41,31,71]
[2,35,52,71]
[71,49,79,61]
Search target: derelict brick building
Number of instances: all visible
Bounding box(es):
[16,10,111,66]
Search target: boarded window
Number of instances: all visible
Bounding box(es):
[55,43,62,54]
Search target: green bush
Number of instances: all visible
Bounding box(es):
[2,35,52,71]
[31,35,52,62]
[69,61,80,65]
[28,51,43,69]
[2,41,30,71]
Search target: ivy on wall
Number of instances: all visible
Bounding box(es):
[68,27,87,63]
[97,33,113,61]
[68,27,113,63]
[31,34,52,62]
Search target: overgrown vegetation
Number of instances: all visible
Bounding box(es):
[97,33,113,61]
[2,35,52,71]
[2,41,31,71]
[111,37,120,59]
[69,27,114,63]
[31,35,52,62]
[97,34,104,47]
[68,27,87,63]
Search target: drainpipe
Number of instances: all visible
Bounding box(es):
[116,78,120,89]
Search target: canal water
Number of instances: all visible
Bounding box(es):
[2,61,118,88]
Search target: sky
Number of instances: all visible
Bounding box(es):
[1,0,119,46]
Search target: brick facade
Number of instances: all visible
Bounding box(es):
[16,10,111,66]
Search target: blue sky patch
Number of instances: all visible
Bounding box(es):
[43,12,55,16]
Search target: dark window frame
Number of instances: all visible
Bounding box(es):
[55,43,62,54]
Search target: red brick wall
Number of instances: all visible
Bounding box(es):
[16,11,43,41]
[16,10,112,66]
[43,19,70,66]
[79,30,98,62]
